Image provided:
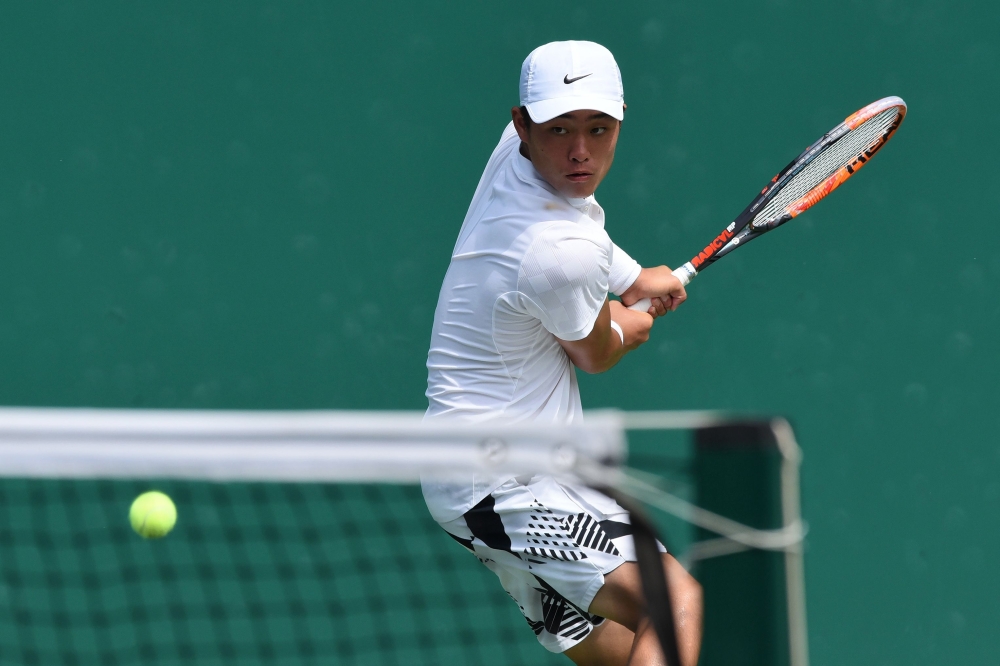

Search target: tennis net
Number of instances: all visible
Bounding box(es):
[0,408,807,666]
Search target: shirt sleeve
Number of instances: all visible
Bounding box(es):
[608,242,642,296]
[517,226,611,341]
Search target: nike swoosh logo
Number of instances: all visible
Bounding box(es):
[563,73,593,84]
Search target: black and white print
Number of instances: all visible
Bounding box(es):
[525,500,587,561]
[565,512,621,556]
[437,475,665,654]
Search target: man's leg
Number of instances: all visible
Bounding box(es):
[562,619,634,666]
[564,554,703,666]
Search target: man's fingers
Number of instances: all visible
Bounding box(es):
[667,287,687,311]
[649,297,668,318]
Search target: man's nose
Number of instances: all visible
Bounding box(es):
[569,136,590,163]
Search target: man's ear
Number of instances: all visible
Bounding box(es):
[511,106,530,142]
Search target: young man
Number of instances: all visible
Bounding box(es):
[422,41,701,666]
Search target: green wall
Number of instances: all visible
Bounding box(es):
[1,1,997,663]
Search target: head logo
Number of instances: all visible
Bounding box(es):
[845,114,901,175]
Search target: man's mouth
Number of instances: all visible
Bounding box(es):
[566,171,592,182]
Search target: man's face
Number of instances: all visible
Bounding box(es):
[511,107,621,199]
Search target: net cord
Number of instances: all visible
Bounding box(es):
[0,408,626,483]
[591,466,807,551]
[579,413,808,554]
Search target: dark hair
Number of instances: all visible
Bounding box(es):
[519,106,533,132]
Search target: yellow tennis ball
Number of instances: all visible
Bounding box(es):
[129,491,177,539]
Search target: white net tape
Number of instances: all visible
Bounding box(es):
[0,408,625,483]
[0,408,806,556]
[753,107,900,226]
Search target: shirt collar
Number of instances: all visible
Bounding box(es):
[566,195,596,210]
[512,147,547,188]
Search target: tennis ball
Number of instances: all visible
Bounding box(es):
[129,491,177,539]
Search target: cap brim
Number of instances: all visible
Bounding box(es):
[524,97,624,124]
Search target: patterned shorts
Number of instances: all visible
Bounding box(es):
[437,475,666,653]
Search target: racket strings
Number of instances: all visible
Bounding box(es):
[753,108,900,225]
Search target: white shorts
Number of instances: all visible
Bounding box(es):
[436,475,666,653]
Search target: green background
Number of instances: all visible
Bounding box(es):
[1,1,997,664]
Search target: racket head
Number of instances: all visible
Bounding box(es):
[761,96,907,225]
[693,96,907,270]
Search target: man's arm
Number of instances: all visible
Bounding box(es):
[557,299,654,374]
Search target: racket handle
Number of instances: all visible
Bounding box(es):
[626,263,696,312]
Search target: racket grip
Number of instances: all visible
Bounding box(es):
[626,263,696,312]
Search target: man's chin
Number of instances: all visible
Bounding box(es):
[559,182,598,199]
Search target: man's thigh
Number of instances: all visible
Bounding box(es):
[589,556,700,630]
[572,554,703,666]
[563,619,634,666]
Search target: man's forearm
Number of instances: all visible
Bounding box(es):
[559,301,625,374]
[557,298,652,374]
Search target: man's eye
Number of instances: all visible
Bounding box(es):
[551,127,568,135]
[591,127,607,135]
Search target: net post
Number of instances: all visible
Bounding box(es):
[601,487,683,666]
[693,419,808,666]
[771,418,810,666]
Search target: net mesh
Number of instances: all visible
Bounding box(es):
[0,410,807,666]
[753,107,900,225]
[0,478,565,666]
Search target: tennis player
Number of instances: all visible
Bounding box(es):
[423,41,701,666]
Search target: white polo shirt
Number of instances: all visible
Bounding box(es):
[422,122,641,522]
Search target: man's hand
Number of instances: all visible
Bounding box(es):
[557,298,653,374]
[608,300,654,350]
[620,266,688,316]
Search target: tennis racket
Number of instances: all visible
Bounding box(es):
[628,96,907,312]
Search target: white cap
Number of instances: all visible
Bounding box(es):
[519,41,624,124]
